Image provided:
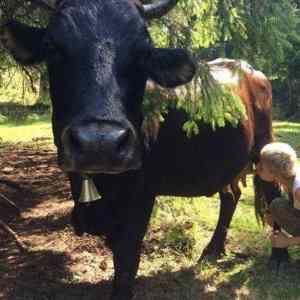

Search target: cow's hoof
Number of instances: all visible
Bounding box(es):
[198,247,225,263]
[110,292,133,300]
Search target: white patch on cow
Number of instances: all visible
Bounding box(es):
[207,58,249,87]
[209,67,240,86]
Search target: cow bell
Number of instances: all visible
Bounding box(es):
[79,176,101,204]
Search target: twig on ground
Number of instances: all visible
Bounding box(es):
[0,192,20,213]
[0,220,29,252]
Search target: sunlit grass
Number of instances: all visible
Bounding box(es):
[273,121,300,155]
[0,116,52,143]
[143,120,300,299]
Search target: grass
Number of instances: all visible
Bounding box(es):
[2,115,300,299]
[0,117,52,142]
[140,120,300,300]
[0,103,52,143]
[0,120,52,143]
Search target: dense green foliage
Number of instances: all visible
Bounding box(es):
[148,0,300,128]
[0,0,49,105]
[177,62,247,136]
[150,0,299,72]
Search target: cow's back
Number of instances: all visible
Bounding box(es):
[144,59,273,197]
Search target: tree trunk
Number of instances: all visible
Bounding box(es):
[38,71,49,104]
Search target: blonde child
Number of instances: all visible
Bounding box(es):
[256,142,300,248]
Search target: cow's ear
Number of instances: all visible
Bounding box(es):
[0,21,46,65]
[145,48,196,88]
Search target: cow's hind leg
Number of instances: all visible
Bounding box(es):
[199,187,240,262]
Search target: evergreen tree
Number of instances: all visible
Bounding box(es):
[145,0,300,133]
[1,0,300,123]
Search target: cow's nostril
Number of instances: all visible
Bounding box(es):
[116,129,131,154]
[69,129,84,152]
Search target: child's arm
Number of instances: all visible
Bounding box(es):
[271,231,300,247]
[289,236,300,246]
[294,188,300,209]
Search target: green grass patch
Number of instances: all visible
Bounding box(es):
[273,121,300,155]
[141,120,300,299]
[0,102,52,143]
[0,118,52,143]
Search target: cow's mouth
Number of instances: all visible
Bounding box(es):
[58,153,142,174]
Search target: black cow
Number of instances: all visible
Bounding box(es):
[1,1,283,299]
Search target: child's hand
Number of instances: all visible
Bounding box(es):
[270,231,291,248]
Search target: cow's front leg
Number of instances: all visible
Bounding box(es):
[111,238,142,300]
[200,188,240,261]
[110,194,155,300]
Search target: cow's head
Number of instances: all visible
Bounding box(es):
[1,0,195,174]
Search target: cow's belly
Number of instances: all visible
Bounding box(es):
[144,110,254,197]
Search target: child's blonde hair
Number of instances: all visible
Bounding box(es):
[260,142,297,179]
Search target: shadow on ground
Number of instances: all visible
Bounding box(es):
[2,141,300,300]
[1,241,300,300]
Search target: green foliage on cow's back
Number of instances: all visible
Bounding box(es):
[179,61,246,136]
[144,60,247,137]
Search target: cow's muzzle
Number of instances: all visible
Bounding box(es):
[60,121,141,173]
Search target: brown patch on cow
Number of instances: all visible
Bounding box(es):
[246,70,272,111]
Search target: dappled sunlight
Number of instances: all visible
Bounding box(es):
[0,121,52,142]
[2,118,300,299]
[194,253,300,300]
[0,102,52,142]
[0,247,114,300]
[0,68,38,105]
[139,252,300,300]
[273,121,300,129]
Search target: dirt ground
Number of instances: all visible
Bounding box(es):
[0,142,117,300]
[0,142,211,300]
[0,142,259,300]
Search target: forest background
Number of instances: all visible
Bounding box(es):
[0,0,300,121]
